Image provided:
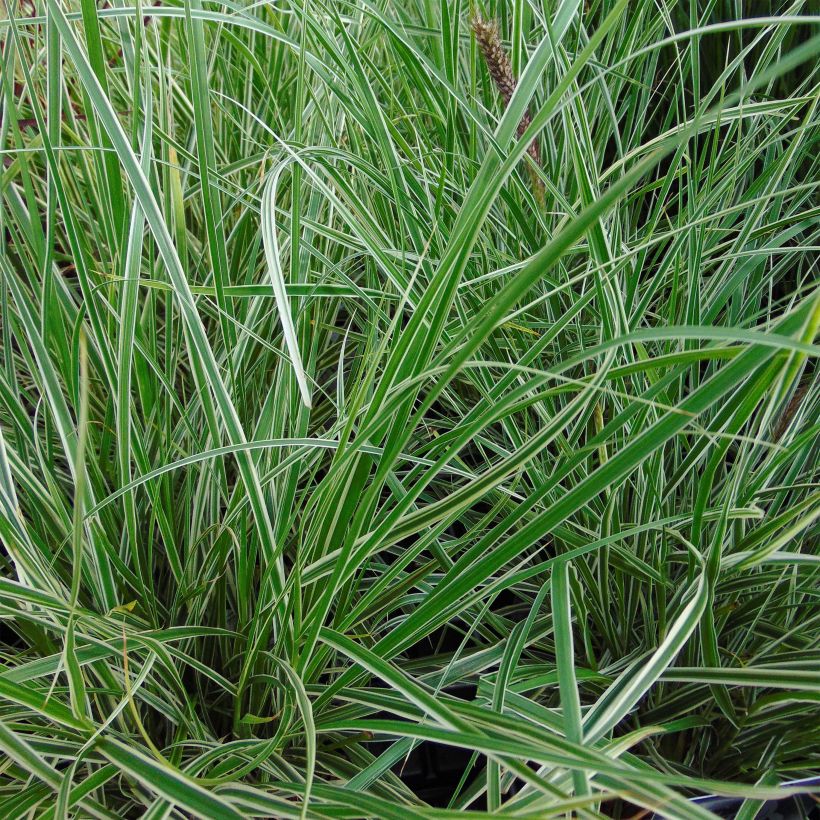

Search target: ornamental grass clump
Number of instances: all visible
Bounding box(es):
[0,0,818,817]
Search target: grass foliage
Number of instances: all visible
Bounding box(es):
[1,0,819,815]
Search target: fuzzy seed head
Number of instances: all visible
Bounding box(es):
[471,15,517,106]
[472,13,545,203]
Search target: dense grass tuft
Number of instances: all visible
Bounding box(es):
[1,0,818,816]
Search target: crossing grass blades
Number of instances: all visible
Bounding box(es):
[0,0,819,817]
